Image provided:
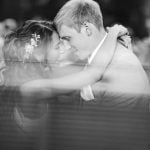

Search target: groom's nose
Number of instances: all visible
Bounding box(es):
[59,39,71,50]
[63,40,71,50]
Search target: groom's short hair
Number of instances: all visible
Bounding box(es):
[54,0,104,32]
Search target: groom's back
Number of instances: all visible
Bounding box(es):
[98,42,150,95]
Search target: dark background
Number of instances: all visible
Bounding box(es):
[0,0,150,39]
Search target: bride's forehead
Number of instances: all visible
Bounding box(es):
[52,31,60,40]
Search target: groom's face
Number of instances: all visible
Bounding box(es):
[59,24,91,60]
[47,31,77,66]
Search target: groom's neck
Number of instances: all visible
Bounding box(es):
[90,28,107,54]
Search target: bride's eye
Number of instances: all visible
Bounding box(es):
[55,45,59,50]
[55,43,61,50]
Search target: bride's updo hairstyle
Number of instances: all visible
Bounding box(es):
[2,20,57,86]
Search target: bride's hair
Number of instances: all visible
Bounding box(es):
[2,20,57,86]
[3,20,57,64]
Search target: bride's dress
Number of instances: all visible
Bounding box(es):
[2,60,51,132]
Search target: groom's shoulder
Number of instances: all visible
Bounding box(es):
[115,42,141,65]
[116,41,131,54]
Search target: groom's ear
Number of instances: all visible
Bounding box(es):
[81,22,92,36]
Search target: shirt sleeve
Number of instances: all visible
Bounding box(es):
[80,85,95,101]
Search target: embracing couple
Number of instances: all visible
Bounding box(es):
[21,0,150,97]
[1,0,150,132]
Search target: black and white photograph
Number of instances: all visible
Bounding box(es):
[0,0,150,150]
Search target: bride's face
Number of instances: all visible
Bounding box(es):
[57,40,75,62]
[47,31,60,66]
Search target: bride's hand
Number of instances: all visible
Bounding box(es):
[106,24,131,48]
[106,24,129,37]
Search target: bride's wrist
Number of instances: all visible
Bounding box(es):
[107,28,119,38]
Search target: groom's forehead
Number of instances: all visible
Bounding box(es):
[59,25,77,37]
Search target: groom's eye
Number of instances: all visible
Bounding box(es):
[61,36,71,42]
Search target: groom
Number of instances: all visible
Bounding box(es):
[54,0,150,103]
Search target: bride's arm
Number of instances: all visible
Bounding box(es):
[91,25,129,69]
[21,25,129,97]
